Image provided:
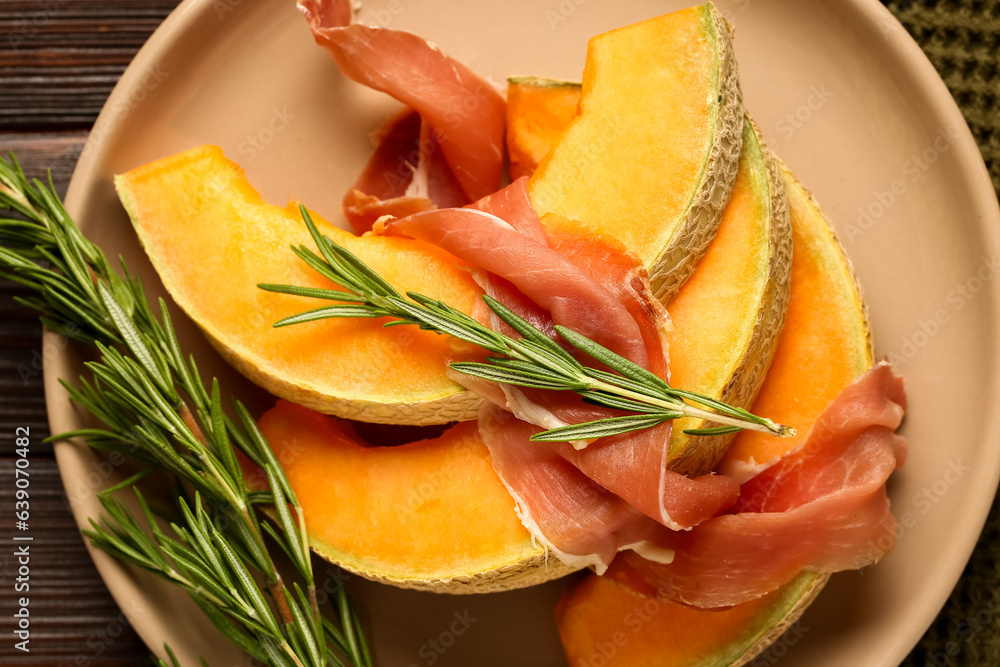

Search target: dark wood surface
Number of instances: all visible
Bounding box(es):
[0,1,997,666]
[0,2,176,663]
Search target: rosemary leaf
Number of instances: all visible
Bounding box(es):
[683,425,744,436]
[529,414,678,442]
[449,361,585,391]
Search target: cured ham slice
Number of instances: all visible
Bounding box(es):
[298,0,505,201]
[382,207,649,366]
[342,109,434,234]
[342,109,467,234]
[478,405,661,572]
[605,362,907,608]
[467,176,549,246]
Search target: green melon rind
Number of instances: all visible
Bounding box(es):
[312,537,579,594]
[723,573,828,667]
[506,75,582,89]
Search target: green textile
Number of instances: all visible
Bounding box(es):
[886,3,1000,665]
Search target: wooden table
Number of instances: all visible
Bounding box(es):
[0,1,997,665]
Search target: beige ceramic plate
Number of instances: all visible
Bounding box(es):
[47,0,1000,665]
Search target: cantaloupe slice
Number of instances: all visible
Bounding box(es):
[720,164,875,480]
[555,166,875,666]
[254,402,571,592]
[557,572,825,667]
[505,77,581,181]
[529,4,744,303]
[508,79,790,476]
[115,146,483,425]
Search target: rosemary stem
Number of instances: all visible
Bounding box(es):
[587,378,788,436]
[269,580,295,626]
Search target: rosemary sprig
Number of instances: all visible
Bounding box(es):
[0,155,370,667]
[259,206,793,443]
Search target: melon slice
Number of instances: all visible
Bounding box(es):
[555,165,875,666]
[557,571,825,667]
[506,77,582,181]
[528,3,744,303]
[254,402,573,593]
[115,146,482,425]
[663,119,791,475]
[508,79,791,476]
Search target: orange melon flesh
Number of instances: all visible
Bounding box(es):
[556,572,821,667]
[529,5,742,300]
[505,77,581,181]
[505,77,577,178]
[256,401,541,585]
[720,167,874,479]
[531,6,714,260]
[116,146,483,424]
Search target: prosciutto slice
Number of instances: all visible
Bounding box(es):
[298,0,505,201]
[342,109,433,234]
[479,405,663,572]
[382,206,649,365]
[605,362,907,608]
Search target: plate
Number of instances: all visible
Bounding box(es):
[47,0,1000,665]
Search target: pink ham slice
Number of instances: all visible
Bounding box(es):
[382,206,649,365]
[298,0,505,202]
[342,109,433,234]
[605,362,907,608]
[478,404,662,572]
[343,110,467,234]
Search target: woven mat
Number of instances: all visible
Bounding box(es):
[885,2,1000,665]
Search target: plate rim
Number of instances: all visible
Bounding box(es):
[48,0,1000,664]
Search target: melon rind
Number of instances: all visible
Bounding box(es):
[323,546,580,595]
[528,3,744,304]
[667,119,793,476]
